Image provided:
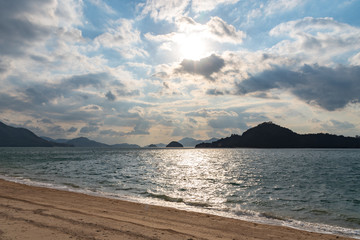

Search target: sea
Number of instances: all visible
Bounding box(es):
[0,147,359,238]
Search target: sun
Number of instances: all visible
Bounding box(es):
[177,34,208,60]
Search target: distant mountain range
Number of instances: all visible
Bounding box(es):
[3,120,358,148]
[196,122,360,148]
[42,136,140,148]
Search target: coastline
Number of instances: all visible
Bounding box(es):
[0,179,356,240]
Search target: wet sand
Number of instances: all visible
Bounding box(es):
[0,179,355,240]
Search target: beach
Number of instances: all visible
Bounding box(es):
[0,179,355,240]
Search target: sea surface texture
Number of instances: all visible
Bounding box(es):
[0,148,359,238]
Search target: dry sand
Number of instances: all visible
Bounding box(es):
[0,179,355,240]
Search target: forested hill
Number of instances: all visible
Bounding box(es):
[0,121,67,147]
[195,122,360,148]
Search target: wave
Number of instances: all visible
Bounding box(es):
[146,192,211,207]
[230,206,360,239]
[1,174,359,239]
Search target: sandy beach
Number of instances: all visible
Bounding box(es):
[0,179,355,240]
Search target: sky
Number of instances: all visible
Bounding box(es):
[1,0,360,146]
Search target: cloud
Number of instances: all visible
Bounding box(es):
[99,129,126,136]
[146,16,246,49]
[175,54,225,81]
[247,0,304,21]
[269,17,360,64]
[206,17,246,44]
[209,115,248,129]
[236,64,360,111]
[94,18,148,58]
[67,127,78,133]
[23,72,107,105]
[140,0,190,22]
[140,0,240,22]
[80,125,99,133]
[191,0,239,12]
[206,89,230,96]
[116,89,140,96]
[186,109,238,118]
[105,91,116,101]
[0,0,53,56]
[265,0,304,16]
[321,120,355,132]
[88,0,116,14]
[185,108,268,132]
[81,105,103,111]
[349,52,360,66]
[0,0,83,57]
[39,118,53,124]
[127,120,151,135]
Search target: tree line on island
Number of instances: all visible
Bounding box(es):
[1,121,360,148]
[195,122,360,148]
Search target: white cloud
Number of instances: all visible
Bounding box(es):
[264,0,304,16]
[349,52,360,66]
[191,0,239,12]
[206,17,246,44]
[81,104,103,111]
[88,0,116,15]
[140,0,190,22]
[140,0,240,22]
[269,17,360,65]
[247,0,304,21]
[177,16,246,44]
[94,18,148,58]
[145,16,245,60]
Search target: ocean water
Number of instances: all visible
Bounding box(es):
[0,147,359,238]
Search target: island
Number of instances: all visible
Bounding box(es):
[147,144,158,148]
[166,141,183,147]
[196,122,360,148]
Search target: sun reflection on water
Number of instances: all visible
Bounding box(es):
[146,149,247,208]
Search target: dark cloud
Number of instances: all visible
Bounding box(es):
[0,93,32,111]
[0,59,10,73]
[99,129,125,136]
[67,127,77,133]
[23,72,107,104]
[47,125,66,134]
[39,118,53,124]
[25,86,62,105]
[236,65,360,111]
[176,54,225,81]
[80,125,99,134]
[105,91,116,101]
[127,120,150,135]
[206,89,230,95]
[188,118,197,124]
[116,89,140,96]
[100,86,139,102]
[0,0,53,56]
[66,73,105,89]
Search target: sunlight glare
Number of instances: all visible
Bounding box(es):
[178,34,208,60]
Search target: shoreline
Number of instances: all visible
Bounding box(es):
[0,179,356,240]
